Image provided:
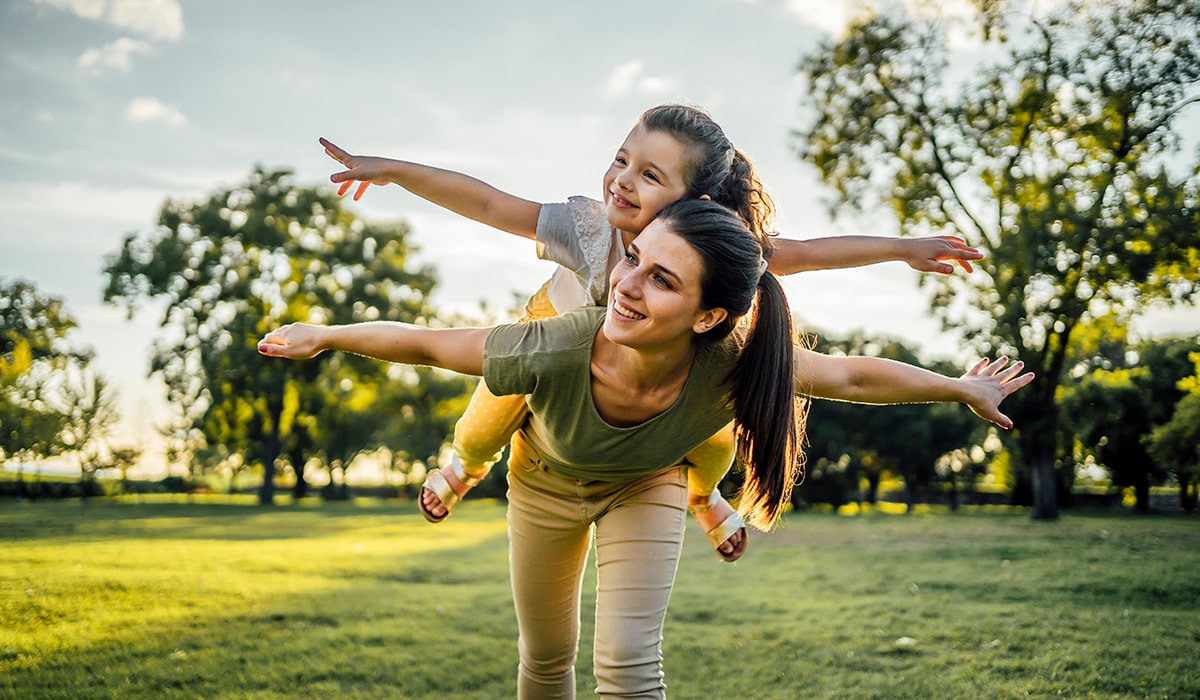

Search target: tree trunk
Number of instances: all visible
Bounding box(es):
[289,446,308,501]
[1134,473,1151,514]
[1178,476,1195,513]
[258,435,280,506]
[1030,452,1059,521]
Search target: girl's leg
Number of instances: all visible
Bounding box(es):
[681,423,746,561]
[591,466,687,699]
[421,280,558,520]
[507,437,592,699]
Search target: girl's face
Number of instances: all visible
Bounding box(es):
[604,219,728,351]
[603,124,691,236]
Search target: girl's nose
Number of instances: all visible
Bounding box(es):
[614,168,633,191]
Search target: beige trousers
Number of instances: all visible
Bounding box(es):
[506,432,687,699]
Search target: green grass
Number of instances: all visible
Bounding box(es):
[1,499,1197,699]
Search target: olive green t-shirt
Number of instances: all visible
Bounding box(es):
[483,306,738,482]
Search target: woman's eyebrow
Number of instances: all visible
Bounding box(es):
[629,242,682,284]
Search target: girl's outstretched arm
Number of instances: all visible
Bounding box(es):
[768,235,982,275]
[258,321,490,376]
[793,350,1034,430]
[320,138,542,239]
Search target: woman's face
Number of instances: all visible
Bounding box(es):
[604,219,727,351]
[603,124,691,236]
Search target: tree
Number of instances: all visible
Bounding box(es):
[103,167,466,504]
[1145,352,1200,511]
[0,279,100,476]
[1060,337,1198,511]
[795,0,1200,519]
[57,369,121,499]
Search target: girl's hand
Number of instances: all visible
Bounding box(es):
[960,357,1034,429]
[902,236,983,274]
[320,137,394,201]
[257,323,328,360]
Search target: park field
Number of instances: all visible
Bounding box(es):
[1,498,1197,699]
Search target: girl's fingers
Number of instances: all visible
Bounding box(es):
[354,181,370,201]
[338,180,353,196]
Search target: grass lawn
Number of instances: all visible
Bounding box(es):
[1,497,1197,699]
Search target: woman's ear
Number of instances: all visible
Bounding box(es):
[698,194,712,201]
[693,307,729,334]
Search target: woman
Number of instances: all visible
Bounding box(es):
[258,199,1031,699]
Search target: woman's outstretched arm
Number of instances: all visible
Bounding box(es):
[793,350,1034,430]
[257,321,491,376]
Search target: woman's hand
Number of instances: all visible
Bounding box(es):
[901,236,983,274]
[257,323,328,360]
[321,137,395,201]
[959,357,1034,429]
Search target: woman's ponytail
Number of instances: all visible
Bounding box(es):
[727,272,805,529]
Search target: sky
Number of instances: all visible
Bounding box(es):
[2,0,1198,477]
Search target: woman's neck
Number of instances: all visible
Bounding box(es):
[589,328,696,427]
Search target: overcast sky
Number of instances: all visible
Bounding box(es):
[3,0,1197,476]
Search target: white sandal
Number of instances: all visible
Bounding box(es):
[688,490,747,562]
[418,455,484,523]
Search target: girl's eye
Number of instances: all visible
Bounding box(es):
[653,274,672,289]
[614,156,627,166]
[624,251,637,265]
[644,171,660,183]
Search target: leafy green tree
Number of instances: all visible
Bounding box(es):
[103,168,463,504]
[1060,338,1198,511]
[1145,352,1200,511]
[795,0,1200,519]
[0,279,98,474]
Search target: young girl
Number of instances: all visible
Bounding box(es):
[258,199,1030,698]
[321,104,982,560]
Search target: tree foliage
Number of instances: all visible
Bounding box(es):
[1144,351,1200,511]
[795,0,1200,519]
[102,167,470,503]
[1,279,124,492]
[796,330,982,510]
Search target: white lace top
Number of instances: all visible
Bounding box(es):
[535,196,623,313]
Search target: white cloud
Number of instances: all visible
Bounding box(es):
[124,96,187,126]
[34,0,184,40]
[604,60,679,98]
[78,37,153,74]
[785,0,861,37]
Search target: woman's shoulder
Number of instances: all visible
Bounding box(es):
[487,306,604,357]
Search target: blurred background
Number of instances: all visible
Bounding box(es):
[2,0,1198,517]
